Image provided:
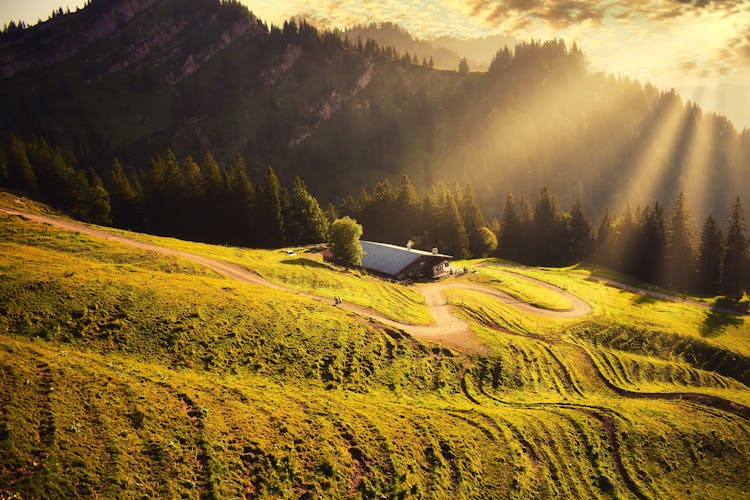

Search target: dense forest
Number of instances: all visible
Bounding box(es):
[339,176,749,299]
[0,0,748,223]
[0,135,328,249]
[2,134,748,299]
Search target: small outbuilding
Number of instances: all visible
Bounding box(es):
[359,241,451,281]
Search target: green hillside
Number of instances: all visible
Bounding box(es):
[1,193,749,498]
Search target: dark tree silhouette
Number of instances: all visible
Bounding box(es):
[569,198,593,262]
[697,215,724,296]
[258,166,285,248]
[287,176,329,245]
[462,184,488,258]
[666,192,696,292]
[722,197,748,298]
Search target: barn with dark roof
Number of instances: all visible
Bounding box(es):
[359,241,451,281]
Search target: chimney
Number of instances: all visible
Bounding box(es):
[407,240,414,250]
[432,247,438,255]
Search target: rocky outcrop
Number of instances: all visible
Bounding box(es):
[264,44,302,86]
[102,20,189,77]
[167,17,258,84]
[289,62,376,146]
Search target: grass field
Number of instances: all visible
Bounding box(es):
[103,228,433,326]
[455,265,573,311]
[1,195,749,498]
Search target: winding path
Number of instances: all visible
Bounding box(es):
[478,261,749,317]
[0,208,591,352]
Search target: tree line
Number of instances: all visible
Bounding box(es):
[338,176,749,299]
[2,135,747,298]
[497,189,748,299]
[337,176,498,260]
[0,135,329,248]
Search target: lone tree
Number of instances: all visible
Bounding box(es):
[330,216,363,267]
[458,57,469,76]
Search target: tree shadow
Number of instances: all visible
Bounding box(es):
[700,310,743,338]
[714,296,749,314]
[632,293,657,306]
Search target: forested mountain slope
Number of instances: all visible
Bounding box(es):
[0,0,748,220]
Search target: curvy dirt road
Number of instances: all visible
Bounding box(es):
[5,207,750,421]
[478,261,749,317]
[1,208,593,352]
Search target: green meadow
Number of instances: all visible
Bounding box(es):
[1,197,749,498]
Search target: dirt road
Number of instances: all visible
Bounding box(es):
[2,208,593,352]
[478,261,749,317]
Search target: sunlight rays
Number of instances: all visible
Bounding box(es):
[615,91,691,212]
[678,97,715,222]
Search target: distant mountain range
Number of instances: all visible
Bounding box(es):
[0,0,748,221]
[337,22,517,71]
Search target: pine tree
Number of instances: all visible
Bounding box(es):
[499,193,522,261]
[697,215,724,296]
[368,179,395,242]
[461,184,487,258]
[419,187,441,249]
[181,156,205,240]
[438,190,468,259]
[458,57,469,76]
[569,198,593,262]
[394,174,420,244]
[85,169,112,225]
[641,203,667,284]
[258,166,285,248]
[226,156,255,245]
[595,208,615,267]
[108,159,141,229]
[7,134,38,195]
[616,205,637,275]
[287,177,329,245]
[201,150,225,241]
[722,197,748,298]
[324,203,338,225]
[163,150,188,237]
[532,187,562,265]
[666,192,696,292]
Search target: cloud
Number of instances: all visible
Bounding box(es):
[457,0,605,30]
[457,0,748,28]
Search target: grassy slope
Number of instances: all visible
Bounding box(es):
[1,203,750,498]
[455,265,573,311]
[0,193,432,326]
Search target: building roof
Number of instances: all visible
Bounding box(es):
[360,240,452,277]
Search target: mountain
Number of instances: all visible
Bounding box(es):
[338,22,517,71]
[338,22,467,70]
[0,0,748,222]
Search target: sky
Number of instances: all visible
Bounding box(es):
[1,0,748,129]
